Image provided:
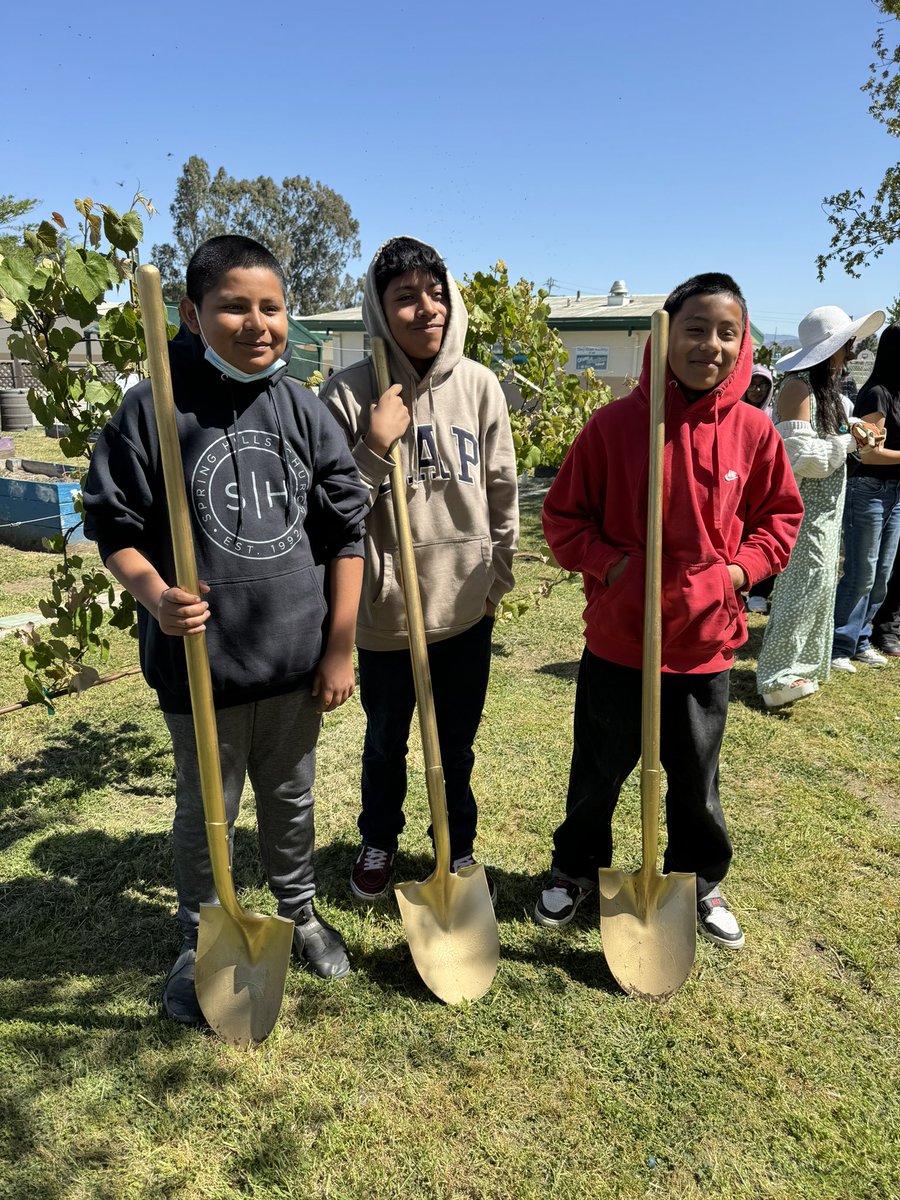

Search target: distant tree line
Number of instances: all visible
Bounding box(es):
[151,156,363,314]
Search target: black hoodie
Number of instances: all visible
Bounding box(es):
[83,331,367,712]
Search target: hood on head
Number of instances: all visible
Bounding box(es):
[362,235,466,387]
[635,314,754,414]
[749,362,773,402]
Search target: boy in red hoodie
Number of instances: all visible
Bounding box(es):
[534,273,803,949]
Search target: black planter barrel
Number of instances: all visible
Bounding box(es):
[0,389,32,431]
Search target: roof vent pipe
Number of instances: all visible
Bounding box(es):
[608,280,629,306]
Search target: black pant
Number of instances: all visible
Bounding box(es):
[356,616,494,858]
[872,542,900,648]
[749,575,775,600]
[552,651,733,897]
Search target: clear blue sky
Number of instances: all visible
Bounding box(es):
[7,0,899,335]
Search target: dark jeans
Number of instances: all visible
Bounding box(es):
[832,476,900,658]
[357,616,494,859]
[872,533,900,650]
[552,651,733,898]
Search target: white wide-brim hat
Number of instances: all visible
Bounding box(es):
[774,305,884,374]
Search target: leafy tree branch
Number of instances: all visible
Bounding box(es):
[818,1,900,278]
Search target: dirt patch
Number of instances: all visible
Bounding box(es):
[842,771,900,821]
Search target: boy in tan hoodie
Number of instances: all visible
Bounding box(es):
[321,237,518,902]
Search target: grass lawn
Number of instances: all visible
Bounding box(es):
[1,425,76,465]
[1,483,898,1199]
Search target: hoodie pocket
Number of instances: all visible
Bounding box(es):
[661,557,741,660]
[370,550,395,607]
[586,553,741,663]
[372,535,493,635]
[201,564,328,695]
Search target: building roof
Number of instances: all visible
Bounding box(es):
[300,294,764,345]
[300,306,364,332]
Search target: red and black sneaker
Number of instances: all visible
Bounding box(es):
[350,843,394,901]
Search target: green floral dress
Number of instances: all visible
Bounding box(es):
[756,373,853,698]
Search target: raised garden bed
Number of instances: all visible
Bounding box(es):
[0,460,86,549]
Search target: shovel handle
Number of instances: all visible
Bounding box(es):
[371,339,451,875]
[135,265,241,920]
[639,309,668,878]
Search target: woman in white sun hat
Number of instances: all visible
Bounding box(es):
[756,304,885,708]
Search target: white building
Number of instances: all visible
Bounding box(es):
[302,281,763,397]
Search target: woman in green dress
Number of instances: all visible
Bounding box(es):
[756,305,884,709]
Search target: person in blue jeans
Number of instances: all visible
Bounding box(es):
[832,325,900,672]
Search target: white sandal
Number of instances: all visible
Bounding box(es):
[762,679,818,708]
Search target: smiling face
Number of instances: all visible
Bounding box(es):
[667,294,744,399]
[180,266,288,373]
[382,270,448,369]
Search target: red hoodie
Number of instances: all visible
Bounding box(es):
[542,323,803,673]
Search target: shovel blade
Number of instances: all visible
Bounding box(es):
[598,867,696,1001]
[195,904,295,1046]
[394,864,499,1004]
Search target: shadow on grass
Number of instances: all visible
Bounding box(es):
[0,825,270,980]
[315,836,620,995]
[536,659,579,682]
[0,719,169,817]
[733,621,765,666]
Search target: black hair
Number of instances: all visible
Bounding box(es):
[861,323,900,397]
[185,235,287,307]
[373,237,448,300]
[806,358,847,436]
[663,272,748,323]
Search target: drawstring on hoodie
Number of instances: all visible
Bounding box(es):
[269,382,292,520]
[220,376,293,538]
[223,399,244,538]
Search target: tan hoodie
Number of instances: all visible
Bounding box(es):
[321,238,519,650]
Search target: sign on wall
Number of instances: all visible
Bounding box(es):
[575,346,609,372]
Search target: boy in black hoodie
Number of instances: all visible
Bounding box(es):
[83,236,368,1025]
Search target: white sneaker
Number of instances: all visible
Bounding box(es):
[831,656,857,674]
[746,596,767,613]
[697,886,745,950]
[853,647,887,667]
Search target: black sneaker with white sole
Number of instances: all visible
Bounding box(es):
[697,886,745,950]
[451,853,497,905]
[534,876,592,927]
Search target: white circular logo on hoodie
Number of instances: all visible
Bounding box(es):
[190,430,309,559]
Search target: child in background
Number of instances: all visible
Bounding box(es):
[742,363,777,612]
[83,235,368,1023]
[535,273,802,949]
[321,236,518,903]
[756,305,884,706]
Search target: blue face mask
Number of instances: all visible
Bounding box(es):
[194,310,286,383]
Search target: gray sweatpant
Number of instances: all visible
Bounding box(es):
[164,688,321,943]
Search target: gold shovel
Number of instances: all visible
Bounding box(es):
[371,338,499,1004]
[598,309,697,1002]
[136,265,294,1045]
